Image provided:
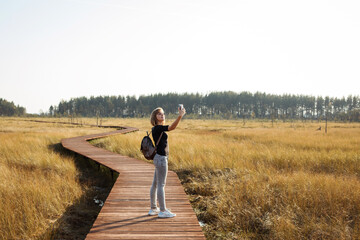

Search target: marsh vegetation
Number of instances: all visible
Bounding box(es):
[92,118,360,239]
[0,118,115,240]
[1,117,359,239]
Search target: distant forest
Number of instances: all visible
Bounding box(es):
[50,92,360,122]
[0,98,26,116]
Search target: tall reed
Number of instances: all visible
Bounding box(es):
[92,118,360,239]
[0,117,109,240]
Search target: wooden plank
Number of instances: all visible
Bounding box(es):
[61,125,206,240]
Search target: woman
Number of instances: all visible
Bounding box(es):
[148,106,186,218]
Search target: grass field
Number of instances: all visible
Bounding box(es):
[1,117,359,239]
[91,118,360,239]
[0,117,117,240]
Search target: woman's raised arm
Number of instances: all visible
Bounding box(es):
[168,107,186,131]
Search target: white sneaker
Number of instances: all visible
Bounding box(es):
[158,209,176,218]
[148,208,160,216]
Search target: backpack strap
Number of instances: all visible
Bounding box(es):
[150,128,164,150]
[155,132,164,149]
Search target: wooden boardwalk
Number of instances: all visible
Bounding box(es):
[61,126,206,240]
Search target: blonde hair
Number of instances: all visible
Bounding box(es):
[150,107,164,126]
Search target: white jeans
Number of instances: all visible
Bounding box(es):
[150,154,168,211]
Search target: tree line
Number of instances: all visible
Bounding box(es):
[0,98,26,116]
[49,92,360,122]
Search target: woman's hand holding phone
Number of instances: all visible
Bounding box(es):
[178,104,186,117]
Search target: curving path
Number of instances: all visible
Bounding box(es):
[61,125,206,240]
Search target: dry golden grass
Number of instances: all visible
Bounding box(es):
[2,116,359,239]
[0,117,119,240]
[91,118,360,239]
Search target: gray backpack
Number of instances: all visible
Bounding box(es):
[140,131,163,160]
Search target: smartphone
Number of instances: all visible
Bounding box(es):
[178,104,184,110]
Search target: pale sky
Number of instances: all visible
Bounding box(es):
[1,0,359,114]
